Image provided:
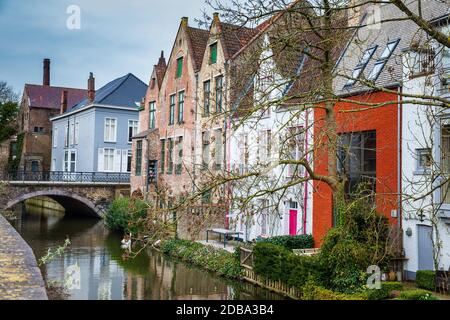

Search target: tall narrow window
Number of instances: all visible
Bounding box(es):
[178,91,185,123]
[337,131,376,196]
[214,129,223,171]
[128,120,138,143]
[167,138,174,174]
[135,142,142,176]
[169,94,175,125]
[127,150,132,173]
[202,131,210,170]
[215,75,223,113]
[259,129,272,165]
[64,150,76,172]
[149,101,156,129]
[103,148,115,172]
[210,42,218,64]
[203,80,211,117]
[104,118,117,142]
[160,139,166,174]
[176,57,183,78]
[286,127,304,178]
[176,136,183,175]
[239,133,249,174]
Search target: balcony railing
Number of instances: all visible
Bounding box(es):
[1,171,131,184]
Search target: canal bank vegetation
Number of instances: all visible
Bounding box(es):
[160,238,242,279]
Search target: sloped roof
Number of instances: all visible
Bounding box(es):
[69,73,147,112]
[334,1,449,96]
[220,23,260,59]
[24,84,86,110]
[186,26,210,71]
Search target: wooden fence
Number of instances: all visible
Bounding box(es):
[239,247,302,300]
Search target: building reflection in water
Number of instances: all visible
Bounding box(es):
[11,198,286,301]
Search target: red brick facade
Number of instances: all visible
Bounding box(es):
[313,91,400,246]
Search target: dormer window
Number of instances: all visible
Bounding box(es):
[367,39,400,81]
[210,42,218,64]
[344,46,378,88]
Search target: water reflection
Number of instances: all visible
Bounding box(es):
[10,202,286,300]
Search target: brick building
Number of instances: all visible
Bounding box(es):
[18,59,86,172]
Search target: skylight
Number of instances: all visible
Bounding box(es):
[367,39,400,81]
[344,46,378,88]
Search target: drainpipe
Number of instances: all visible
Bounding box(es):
[303,108,310,235]
[145,136,149,201]
[397,87,402,230]
[224,60,231,229]
[193,73,199,194]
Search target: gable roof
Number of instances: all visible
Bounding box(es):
[186,26,210,71]
[219,22,260,59]
[69,73,147,112]
[334,1,449,96]
[24,84,86,110]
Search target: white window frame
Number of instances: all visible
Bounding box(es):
[104,118,117,143]
[103,148,115,172]
[63,149,77,172]
[128,119,139,143]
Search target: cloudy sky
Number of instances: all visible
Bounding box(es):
[0,0,207,93]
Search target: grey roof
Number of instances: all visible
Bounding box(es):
[334,1,449,96]
[68,73,147,112]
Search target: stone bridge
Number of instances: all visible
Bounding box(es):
[0,176,130,218]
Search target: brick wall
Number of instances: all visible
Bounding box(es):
[313,91,400,246]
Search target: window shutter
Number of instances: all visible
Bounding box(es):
[98,148,104,172]
[121,150,128,172]
[114,149,122,172]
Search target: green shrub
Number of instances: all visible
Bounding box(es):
[105,197,148,235]
[258,235,314,250]
[416,270,436,291]
[253,242,324,288]
[160,238,242,278]
[397,289,439,300]
[301,279,368,300]
[365,282,404,300]
[319,193,392,294]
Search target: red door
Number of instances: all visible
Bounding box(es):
[289,210,298,236]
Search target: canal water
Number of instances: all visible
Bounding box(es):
[8,202,286,300]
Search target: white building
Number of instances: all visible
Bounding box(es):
[402,17,450,278]
[228,33,314,241]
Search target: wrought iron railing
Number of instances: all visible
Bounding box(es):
[1,171,131,183]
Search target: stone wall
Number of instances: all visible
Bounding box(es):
[0,214,48,300]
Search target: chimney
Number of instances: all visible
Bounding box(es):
[348,0,365,28]
[213,12,220,22]
[43,58,50,86]
[158,50,165,66]
[60,90,68,114]
[181,17,188,27]
[87,72,95,103]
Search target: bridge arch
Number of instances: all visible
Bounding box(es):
[6,190,105,218]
